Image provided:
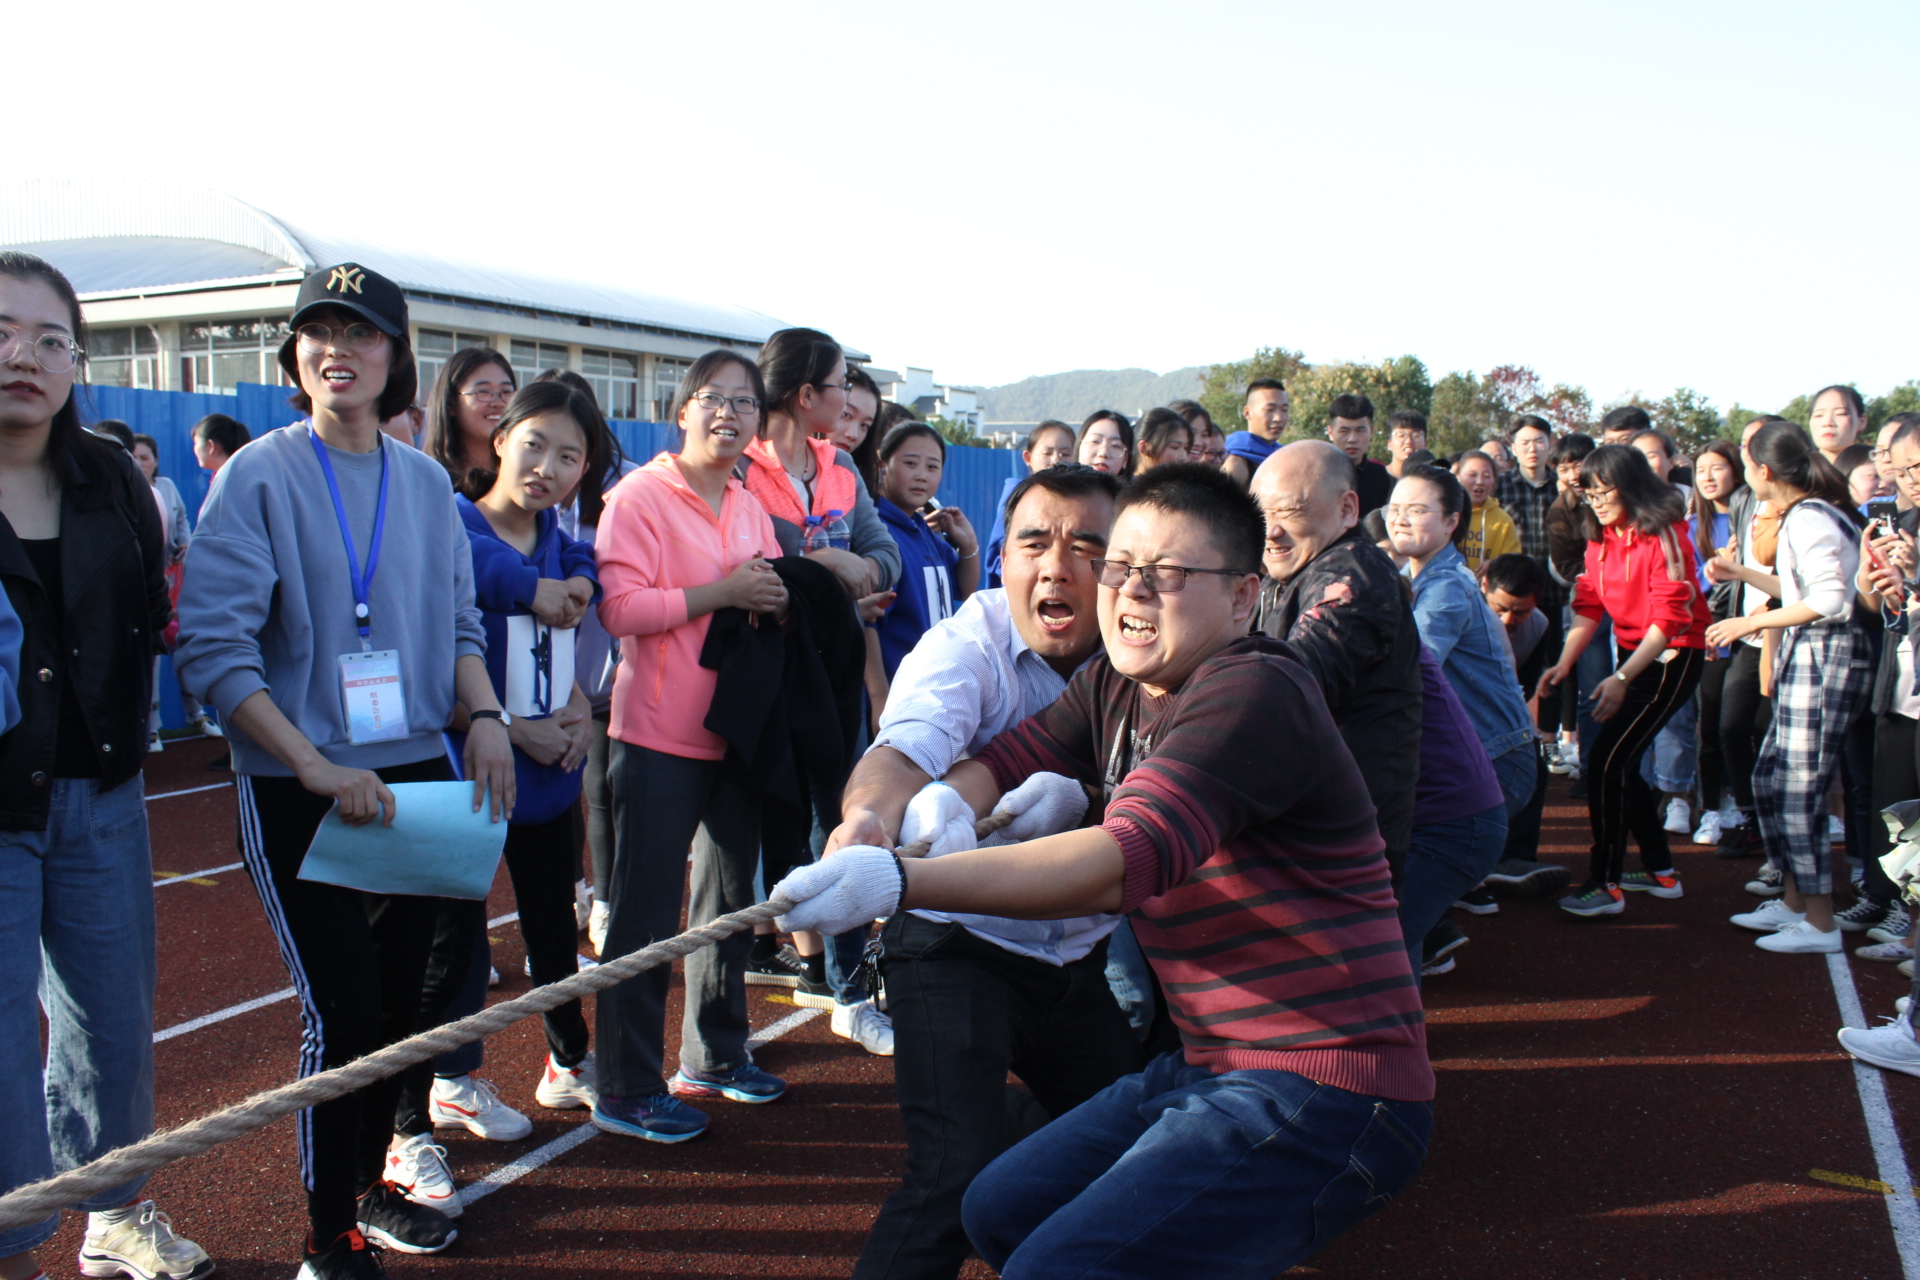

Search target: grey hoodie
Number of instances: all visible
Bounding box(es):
[175,424,485,776]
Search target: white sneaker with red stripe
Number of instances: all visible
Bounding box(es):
[429,1074,531,1141]
[384,1133,460,1218]
[535,1052,598,1110]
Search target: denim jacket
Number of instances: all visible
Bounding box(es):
[1407,543,1535,761]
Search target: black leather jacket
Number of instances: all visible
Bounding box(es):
[1251,525,1423,868]
[0,442,170,830]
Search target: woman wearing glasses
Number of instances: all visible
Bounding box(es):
[1536,445,1709,919]
[176,263,515,1276]
[425,348,518,490]
[0,253,213,1280]
[588,350,790,1143]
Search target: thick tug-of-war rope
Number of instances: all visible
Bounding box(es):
[0,810,1017,1232]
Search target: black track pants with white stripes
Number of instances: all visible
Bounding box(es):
[237,757,452,1244]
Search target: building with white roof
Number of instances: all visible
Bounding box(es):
[0,179,864,420]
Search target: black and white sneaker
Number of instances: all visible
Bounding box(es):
[355,1181,456,1255]
[1453,887,1499,915]
[1422,919,1468,972]
[745,940,809,989]
[1482,860,1573,900]
[1838,897,1895,933]
[299,1229,387,1280]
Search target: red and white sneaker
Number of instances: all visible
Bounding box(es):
[534,1052,598,1110]
[1619,869,1683,899]
[384,1133,460,1219]
[429,1074,532,1141]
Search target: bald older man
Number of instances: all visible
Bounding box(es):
[1250,442,1423,872]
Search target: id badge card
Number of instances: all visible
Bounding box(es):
[339,649,410,745]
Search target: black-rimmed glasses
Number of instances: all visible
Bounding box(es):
[691,391,762,416]
[1091,559,1247,593]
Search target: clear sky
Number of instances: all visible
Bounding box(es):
[25,0,1918,409]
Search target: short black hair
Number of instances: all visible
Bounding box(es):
[1887,412,1920,454]
[192,413,251,457]
[1387,409,1428,436]
[1244,377,1286,401]
[280,307,418,423]
[1361,507,1392,546]
[1403,448,1436,469]
[1113,462,1264,574]
[1510,413,1552,437]
[1167,398,1214,431]
[1329,392,1375,424]
[1600,406,1651,436]
[1027,420,1074,452]
[1482,553,1544,600]
[1002,462,1122,531]
[1628,428,1676,460]
[92,419,134,450]
[1549,432,1595,468]
[131,432,159,455]
[1401,464,1473,549]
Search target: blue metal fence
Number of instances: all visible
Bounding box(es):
[78,384,1021,729]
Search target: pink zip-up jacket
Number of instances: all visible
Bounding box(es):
[595,452,782,760]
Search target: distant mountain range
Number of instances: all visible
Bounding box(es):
[975,366,1209,424]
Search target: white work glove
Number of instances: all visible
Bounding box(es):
[772,847,904,936]
[981,772,1089,846]
[899,782,977,857]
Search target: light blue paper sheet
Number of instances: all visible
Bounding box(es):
[298,782,509,900]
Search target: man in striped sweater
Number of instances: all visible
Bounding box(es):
[777,463,1433,1280]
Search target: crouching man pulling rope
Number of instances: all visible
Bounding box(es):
[773,465,1436,1280]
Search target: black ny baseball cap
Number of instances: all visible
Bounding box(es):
[277,262,411,381]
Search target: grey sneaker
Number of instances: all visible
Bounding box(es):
[80,1201,215,1280]
[1483,860,1573,900]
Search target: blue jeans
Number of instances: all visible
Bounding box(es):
[1399,802,1508,981]
[0,777,157,1255]
[1574,611,1614,772]
[1640,692,1698,794]
[961,1050,1432,1279]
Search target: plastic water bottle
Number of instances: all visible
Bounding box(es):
[803,509,852,553]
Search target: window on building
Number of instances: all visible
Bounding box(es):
[509,340,571,386]
[178,318,290,394]
[651,357,690,422]
[581,348,641,419]
[416,329,497,400]
[88,326,160,390]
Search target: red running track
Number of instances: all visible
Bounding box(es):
[32,736,1920,1278]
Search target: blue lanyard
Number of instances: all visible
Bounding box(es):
[307,428,390,650]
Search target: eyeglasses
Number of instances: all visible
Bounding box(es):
[813,378,852,395]
[1584,484,1619,503]
[1884,462,1920,484]
[1091,559,1246,593]
[459,387,515,404]
[295,322,386,355]
[1384,504,1437,520]
[691,390,762,416]
[1873,447,1893,463]
[0,324,83,373]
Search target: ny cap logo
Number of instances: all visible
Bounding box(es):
[326,266,366,294]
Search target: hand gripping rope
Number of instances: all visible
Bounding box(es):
[0,810,1017,1232]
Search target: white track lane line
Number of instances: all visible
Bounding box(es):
[154,989,295,1043]
[154,861,244,888]
[146,781,234,802]
[1827,951,1920,1278]
[456,1005,825,1211]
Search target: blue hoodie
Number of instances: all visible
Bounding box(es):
[450,495,601,824]
[874,496,960,678]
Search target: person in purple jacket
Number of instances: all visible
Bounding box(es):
[388,381,607,1218]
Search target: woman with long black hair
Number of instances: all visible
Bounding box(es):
[0,252,211,1280]
[1076,409,1134,478]
[1688,439,1746,846]
[1706,422,1873,953]
[423,348,517,490]
[176,262,515,1274]
[1538,445,1710,918]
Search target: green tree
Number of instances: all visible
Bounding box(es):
[1779,393,1812,428]
[1198,347,1310,439]
[1287,356,1433,456]
[1652,387,1726,454]
[1870,381,1920,432]
[927,415,984,449]
[1533,383,1595,435]
[1428,371,1504,457]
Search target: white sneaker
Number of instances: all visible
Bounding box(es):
[429,1074,532,1141]
[1718,802,1747,830]
[192,714,224,739]
[830,998,895,1057]
[79,1201,213,1280]
[147,732,165,753]
[1839,1017,1920,1078]
[1692,811,1722,846]
[1744,865,1785,897]
[1899,996,1911,1018]
[384,1132,460,1219]
[1755,920,1843,953]
[574,879,592,931]
[1730,900,1805,932]
[1903,960,1916,979]
[535,1051,598,1109]
[1830,815,1847,845]
[488,966,500,987]
[1546,740,1577,776]
[588,900,611,957]
[1663,798,1692,836]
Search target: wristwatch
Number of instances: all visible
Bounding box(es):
[470,709,513,727]
[1611,671,1630,684]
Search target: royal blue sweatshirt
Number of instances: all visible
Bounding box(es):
[450,495,600,824]
[874,496,960,678]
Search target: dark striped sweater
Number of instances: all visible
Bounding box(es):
[974,634,1434,1102]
